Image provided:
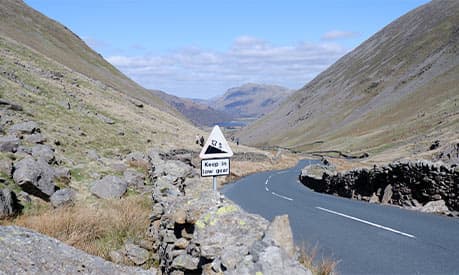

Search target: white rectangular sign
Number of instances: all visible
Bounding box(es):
[201,158,230,177]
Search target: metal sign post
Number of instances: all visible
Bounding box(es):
[199,125,234,192]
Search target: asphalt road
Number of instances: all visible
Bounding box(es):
[222,159,459,275]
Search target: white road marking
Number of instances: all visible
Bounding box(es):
[265,175,272,185]
[276,171,288,175]
[272,192,294,201]
[265,186,269,192]
[316,207,416,239]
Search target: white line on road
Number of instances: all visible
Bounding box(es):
[272,192,293,201]
[276,171,288,175]
[265,186,269,192]
[265,175,272,185]
[316,207,416,238]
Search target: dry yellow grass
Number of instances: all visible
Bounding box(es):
[3,195,151,260]
[298,245,338,275]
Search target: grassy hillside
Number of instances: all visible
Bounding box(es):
[239,0,459,161]
[0,0,177,115]
[212,83,293,118]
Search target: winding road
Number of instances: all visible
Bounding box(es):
[222,160,459,275]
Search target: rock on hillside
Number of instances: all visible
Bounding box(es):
[239,0,459,158]
[212,83,293,118]
[150,89,234,127]
[0,226,155,274]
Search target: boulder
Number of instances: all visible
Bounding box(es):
[171,254,199,271]
[50,188,76,208]
[301,164,336,181]
[124,169,145,188]
[194,203,268,259]
[31,144,55,163]
[264,215,296,258]
[8,121,39,135]
[0,226,155,274]
[13,157,57,201]
[0,189,21,218]
[229,245,312,275]
[0,136,20,153]
[125,243,150,266]
[90,175,127,199]
[420,200,450,214]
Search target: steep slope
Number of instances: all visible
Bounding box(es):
[239,0,459,159]
[212,83,293,118]
[0,0,176,115]
[150,89,234,127]
[0,1,202,194]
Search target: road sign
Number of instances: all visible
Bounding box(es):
[199,125,233,159]
[201,158,230,177]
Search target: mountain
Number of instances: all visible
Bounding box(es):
[239,0,459,159]
[212,83,293,118]
[0,0,175,115]
[150,89,234,127]
[0,0,201,176]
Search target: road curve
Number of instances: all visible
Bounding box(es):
[222,160,459,275]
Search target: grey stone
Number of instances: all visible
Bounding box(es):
[125,243,150,266]
[50,188,76,208]
[229,244,312,275]
[0,189,21,218]
[96,113,115,124]
[13,157,57,200]
[24,133,46,144]
[109,249,126,264]
[124,169,145,188]
[110,161,128,173]
[264,215,296,258]
[221,245,248,270]
[31,144,55,163]
[174,238,189,250]
[0,159,12,177]
[90,175,127,199]
[54,167,71,184]
[8,121,39,135]
[151,203,164,220]
[87,149,100,161]
[171,254,199,270]
[0,226,155,274]
[420,200,450,214]
[369,193,380,203]
[0,136,20,153]
[381,184,393,204]
[194,203,268,258]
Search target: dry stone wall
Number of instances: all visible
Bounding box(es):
[147,149,311,275]
[300,160,459,216]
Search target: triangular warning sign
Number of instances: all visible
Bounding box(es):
[199,125,234,159]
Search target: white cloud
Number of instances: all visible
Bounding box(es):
[321,30,358,40]
[106,36,349,99]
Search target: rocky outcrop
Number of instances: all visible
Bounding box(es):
[50,188,76,208]
[300,160,459,216]
[13,157,58,201]
[90,175,128,199]
[0,226,155,274]
[148,150,311,274]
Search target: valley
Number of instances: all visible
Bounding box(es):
[0,0,458,274]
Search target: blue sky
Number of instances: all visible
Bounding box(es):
[25,0,430,99]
